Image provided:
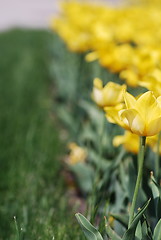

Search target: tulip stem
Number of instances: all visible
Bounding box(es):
[128,136,146,228]
[137,137,142,171]
[155,132,161,180]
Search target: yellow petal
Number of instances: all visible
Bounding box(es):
[157,96,161,106]
[136,91,161,122]
[113,135,125,147]
[93,78,103,89]
[124,91,136,109]
[146,117,161,136]
[92,88,104,107]
[120,70,139,87]
[113,131,139,154]
[85,51,98,62]
[104,104,128,129]
[105,107,120,124]
[103,82,126,106]
[120,109,145,135]
[149,68,161,83]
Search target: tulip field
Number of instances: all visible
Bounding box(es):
[1,0,161,239]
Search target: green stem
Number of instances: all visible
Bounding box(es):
[128,136,146,228]
[137,137,142,171]
[155,132,161,180]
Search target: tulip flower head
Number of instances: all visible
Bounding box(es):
[139,68,161,97]
[67,142,87,165]
[119,91,161,136]
[92,78,126,108]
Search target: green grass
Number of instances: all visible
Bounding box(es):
[0,29,84,240]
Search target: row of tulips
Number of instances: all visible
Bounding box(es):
[51,0,161,239]
[90,80,161,239]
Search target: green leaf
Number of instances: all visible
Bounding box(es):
[70,163,94,193]
[142,215,153,240]
[135,216,153,240]
[150,174,160,200]
[141,220,151,240]
[153,219,161,240]
[150,173,161,219]
[104,217,122,240]
[135,221,142,240]
[75,213,103,240]
[135,215,153,240]
[122,199,151,240]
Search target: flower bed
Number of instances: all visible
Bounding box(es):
[51,1,161,239]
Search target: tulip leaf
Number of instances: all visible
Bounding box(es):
[153,219,161,240]
[70,163,94,193]
[135,216,153,240]
[122,199,151,240]
[141,219,153,240]
[75,213,103,240]
[135,221,142,240]
[150,174,161,219]
[142,215,153,240]
[104,217,122,240]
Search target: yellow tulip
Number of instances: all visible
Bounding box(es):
[139,68,161,97]
[52,1,161,83]
[119,91,161,136]
[67,142,87,165]
[120,69,140,87]
[113,131,139,154]
[92,78,126,108]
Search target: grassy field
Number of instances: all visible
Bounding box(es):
[0,29,84,240]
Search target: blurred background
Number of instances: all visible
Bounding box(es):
[0,0,121,30]
[0,0,59,30]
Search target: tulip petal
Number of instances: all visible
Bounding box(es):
[124,91,136,109]
[120,109,145,135]
[146,117,161,136]
[136,91,161,122]
[113,135,125,147]
[157,96,161,106]
[105,105,129,129]
[105,107,121,124]
[103,82,126,106]
[93,78,103,89]
[92,88,104,107]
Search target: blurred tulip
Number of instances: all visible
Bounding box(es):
[67,142,87,165]
[139,68,161,97]
[92,78,126,108]
[113,131,139,154]
[120,69,140,87]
